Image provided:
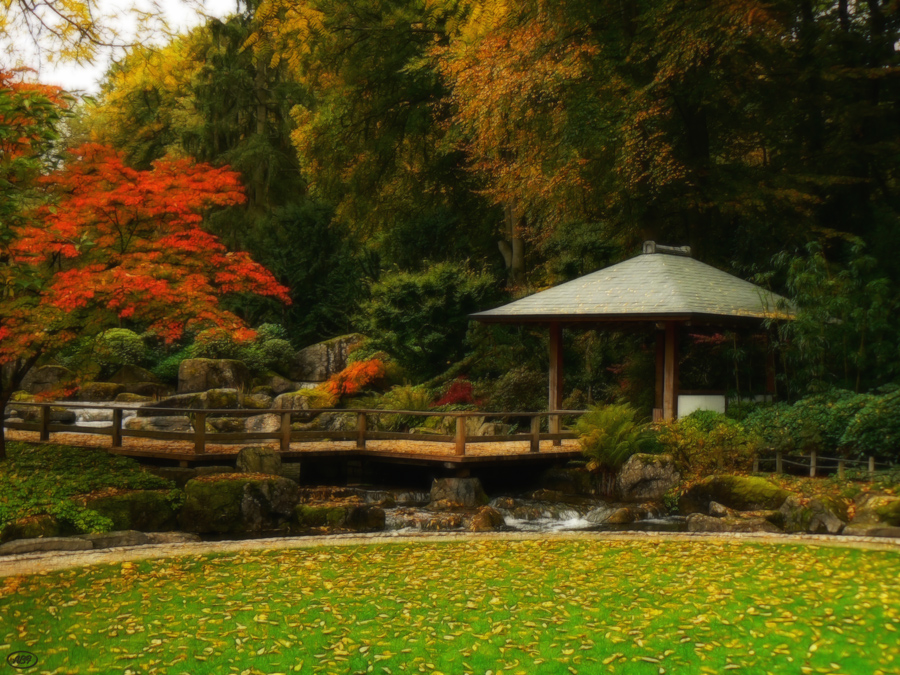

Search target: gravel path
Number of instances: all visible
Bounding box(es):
[2,530,897,578]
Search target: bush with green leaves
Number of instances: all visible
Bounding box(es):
[840,389,900,462]
[0,442,176,534]
[94,329,148,369]
[656,411,760,476]
[486,366,547,412]
[356,262,500,380]
[575,403,654,475]
[743,390,879,457]
[375,385,435,431]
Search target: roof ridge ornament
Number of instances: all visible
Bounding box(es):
[643,241,692,257]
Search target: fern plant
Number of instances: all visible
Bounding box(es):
[575,403,653,476]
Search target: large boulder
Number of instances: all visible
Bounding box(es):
[124,416,193,433]
[178,359,250,394]
[136,393,201,417]
[780,495,848,534]
[198,388,241,411]
[686,513,783,534]
[616,453,680,502]
[470,506,506,532]
[21,365,76,395]
[109,365,160,385]
[77,490,180,531]
[430,477,489,509]
[289,334,363,382]
[293,504,385,532]
[246,414,281,434]
[236,446,282,475]
[679,475,791,515]
[273,391,312,410]
[7,405,77,424]
[179,474,300,534]
[78,382,125,402]
[852,494,900,527]
[135,389,239,418]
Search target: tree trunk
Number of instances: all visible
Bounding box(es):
[0,352,41,461]
[499,203,526,287]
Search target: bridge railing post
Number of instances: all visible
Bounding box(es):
[530,415,541,453]
[455,416,467,456]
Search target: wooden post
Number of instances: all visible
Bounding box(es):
[111,408,123,448]
[39,405,50,441]
[752,455,759,473]
[775,451,783,474]
[280,412,292,452]
[548,322,563,446]
[869,456,876,476]
[357,412,367,450]
[809,450,817,478]
[530,415,541,453]
[838,460,845,480]
[654,330,665,420]
[663,322,678,421]
[764,332,777,398]
[455,416,467,456]
[194,412,207,454]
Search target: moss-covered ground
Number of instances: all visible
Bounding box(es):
[0,441,175,533]
[1,539,898,674]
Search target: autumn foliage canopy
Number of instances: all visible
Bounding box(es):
[0,137,290,374]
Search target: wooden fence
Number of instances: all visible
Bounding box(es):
[754,450,895,478]
[2,402,585,457]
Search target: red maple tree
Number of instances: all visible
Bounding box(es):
[0,141,290,458]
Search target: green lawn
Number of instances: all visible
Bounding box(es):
[1,539,898,674]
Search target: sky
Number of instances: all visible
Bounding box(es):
[5,0,239,95]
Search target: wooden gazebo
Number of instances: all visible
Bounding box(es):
[471,241,792,422]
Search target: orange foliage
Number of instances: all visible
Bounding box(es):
[1,142,290,372]
[320,359,386,398]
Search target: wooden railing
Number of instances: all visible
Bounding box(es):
[754,450,895,478]
[2,402,585,457]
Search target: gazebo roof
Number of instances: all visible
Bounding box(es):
[472,242,793,324]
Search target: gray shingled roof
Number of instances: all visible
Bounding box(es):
[472,245,793,324]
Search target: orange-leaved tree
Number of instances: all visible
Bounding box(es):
[0,141,291,458]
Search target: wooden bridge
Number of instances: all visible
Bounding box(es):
[3,402,583,471]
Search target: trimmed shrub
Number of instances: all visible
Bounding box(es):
[94,329,148,368]
[840,389,900,462]
[486,367,547,412]
[656,411,760,476]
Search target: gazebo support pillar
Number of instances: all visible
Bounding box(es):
[654,331,665,422]
[548,322,563,445]
[663,321,679,421]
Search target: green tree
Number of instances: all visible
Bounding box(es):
[356,262,500,379]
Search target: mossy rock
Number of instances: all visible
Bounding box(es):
[854,495,900,527]
[0,515,61,543]
[10,391,34,403]
[199,388,241,410]
[243,393,274,409]
[679,475,791,514]
[292,504,385,532]
[874,499,900,526]
[115,392,153,403]
[207,417,247,433]
[236,446,282,475]
[78,382,126,401]
[179,475,300,534]
[78,490,181,532]
[540,466,596,495]
[110,365,160,385]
